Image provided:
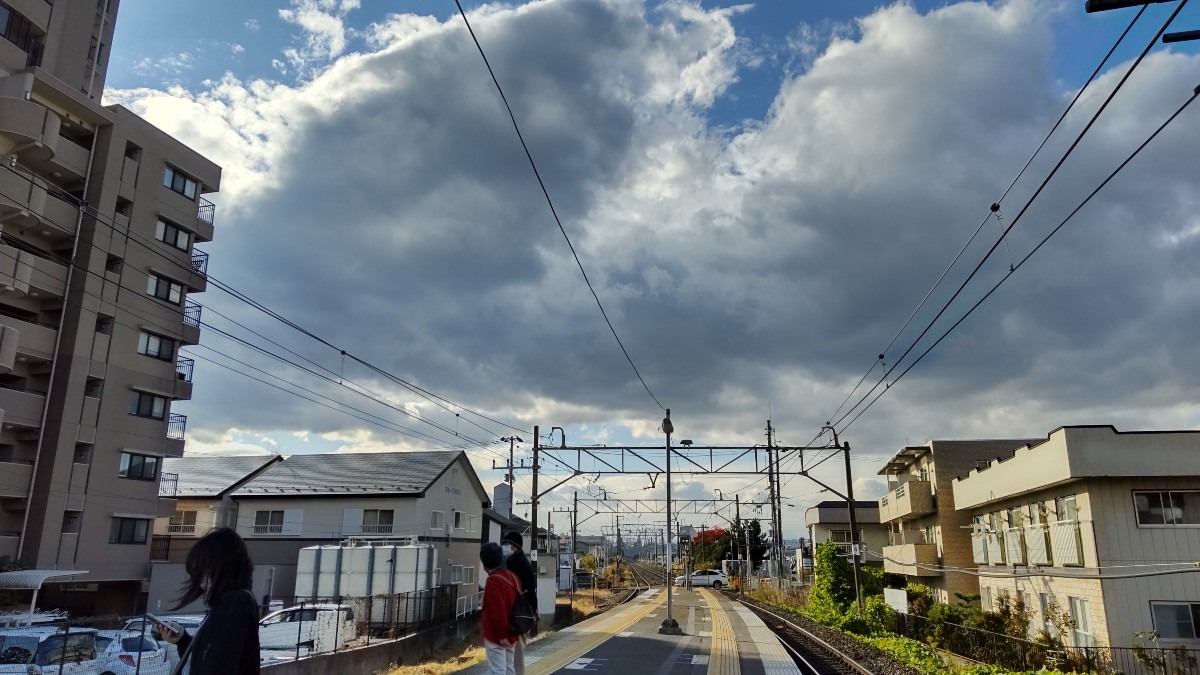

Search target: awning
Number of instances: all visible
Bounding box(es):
[0,569,88,590]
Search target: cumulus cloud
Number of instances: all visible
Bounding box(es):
[106,0,1200,516]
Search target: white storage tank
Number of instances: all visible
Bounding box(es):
[295,541,438,599]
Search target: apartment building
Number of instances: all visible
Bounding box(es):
[0,0,220,615]
[953,426,1200,649]
[804,500,888,566]
[226,450,489,601]
[877,438,1035,604]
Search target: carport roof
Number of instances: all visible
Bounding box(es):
[0,569,87,590]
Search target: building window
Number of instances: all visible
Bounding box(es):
[155,219,190,251]
[453,511,464,530]
[430,510,444,530]
[163,166,199,200]
[1151,602,1200,639]
[982,587,993,611]
[137,332,175,361]
[118,452,159,480]
[253,510,284,535]
[0,3,43,58]
[110,517,150,544]
[362,509,394,534]
[168,510,197,534]
[146,273,184,305]
[129,391,168,420]
[1134,491,1200,526]
[1069,597,1094,647]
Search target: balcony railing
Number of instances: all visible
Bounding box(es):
[253,524,283,535]
[197,197,215,226]
[183,300,202,327]
[1050,520,1084,566]
[167,413,187,440]
[159,471,178,497]
[150,535,170,561]
[360,524,394,534]
[166,524,196,534]
[176,356,194,383]
[190,249,208,276]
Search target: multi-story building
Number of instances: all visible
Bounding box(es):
[804,500,888,566]
[0,0,221,615]
[225,450,489,602]
[953,426,1200,649]
[877,438,1035,604]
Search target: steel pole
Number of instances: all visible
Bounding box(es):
[659,410,681,634]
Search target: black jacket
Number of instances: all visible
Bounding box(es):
[173,589,261,675]
[505,548,537,613]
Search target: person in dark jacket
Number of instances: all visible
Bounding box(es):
[502,531,537,675]
[480,542,522,675]
[161,527,260,675]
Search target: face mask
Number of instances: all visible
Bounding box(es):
[502,544,514,558]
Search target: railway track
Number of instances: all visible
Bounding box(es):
[740,599,877,675]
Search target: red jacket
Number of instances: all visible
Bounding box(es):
[481,569,522,645]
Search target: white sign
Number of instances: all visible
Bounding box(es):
[884,587,909,614]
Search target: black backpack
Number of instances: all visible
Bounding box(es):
[497,574,537,634]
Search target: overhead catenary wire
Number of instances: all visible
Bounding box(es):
[839,81,1200,434]
[450,0,664,411]
[828,0,1190,434]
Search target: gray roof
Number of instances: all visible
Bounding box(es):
[163,455,280,498]
[232,450,467,497]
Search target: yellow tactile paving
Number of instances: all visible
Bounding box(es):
[699,588,741,675]
[526,590,667,675]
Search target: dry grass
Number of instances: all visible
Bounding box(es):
[380,636,486,675]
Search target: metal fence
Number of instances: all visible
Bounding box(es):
[0,584,476,672]
[899,613,1200,675]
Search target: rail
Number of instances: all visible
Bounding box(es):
[741,600,876,675]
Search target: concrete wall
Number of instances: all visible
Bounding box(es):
[262,614,478,675]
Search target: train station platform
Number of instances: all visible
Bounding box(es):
[461,588,802,675]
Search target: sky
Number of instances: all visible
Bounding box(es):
[102,0,1200,539]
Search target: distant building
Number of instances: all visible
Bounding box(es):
[804,500,888,566]
[953,426,1200,649]
[877,437,1036,604]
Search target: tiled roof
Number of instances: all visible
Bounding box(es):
[231,450,465,496]
[163,455,280,498]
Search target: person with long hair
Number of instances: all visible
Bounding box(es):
[160,527,260,675]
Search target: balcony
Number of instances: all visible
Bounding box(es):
[159,471,178,498]
[0,96,60,162]
[1024,524,1052,565]
[360,524,394,534]
[1050,520,1084,566]
[253,524,283,535]
[883,542,942,577]
[167,413,186,440]
[1005,528,1025,565]
[41,192,79,238]
[194,197,215,242]
[174,356,194,400]
[0,384,44,427]
[150,535,170,561]
[0,169,46,227]
[181,300,201,345]
[190,249,208,276]
[0,243,69,300]
[879,480,935,522]
[971,532,989,565]
[166,524,195,534]
[0,459,32,499]
[0,311,57,365]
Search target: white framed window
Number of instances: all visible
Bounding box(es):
[254,510,284,535]
[163,166,199,200]
[464,566,474,584]
[118,451,159,480]
[128,391,168,420]
[168,510,197,533]
[362,509,394,533]
[1151,602,1200,639]
[450,565,463,583]
[1134,491,1200,526]
[137,331,175,361]
[453,511,463,530]
[430,510,445,530]
[155,219,191,251]
[1069,597,1094,647]
[146,273,184,305]
[982,586,993,612]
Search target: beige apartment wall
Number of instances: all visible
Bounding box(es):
[810,522,890,560]
[980,574,1109,647]
[1087,477,1200,566]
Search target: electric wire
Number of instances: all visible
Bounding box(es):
[839,82,1200,434]
[450,0,664,411]
[828,0,1190,434]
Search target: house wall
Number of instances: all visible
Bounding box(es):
[808,522,889,562]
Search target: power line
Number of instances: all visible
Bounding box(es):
[828,0,1189,434]
[451,0,664,411]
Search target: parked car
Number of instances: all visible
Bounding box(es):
[673,569,728,588]
[259,604,354,651]
[0,626,98,675]
[119,615,204,673]
[95,631,169,675]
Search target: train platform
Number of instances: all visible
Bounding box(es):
[460,587,803,675]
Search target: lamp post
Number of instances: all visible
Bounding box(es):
[659,411,682,635]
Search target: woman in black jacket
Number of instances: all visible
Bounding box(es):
[162,527,260,675]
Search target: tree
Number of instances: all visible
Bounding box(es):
[728,518,770,566]
[809,541,855,616]
[690,528,731,570]
[578,553,597,572]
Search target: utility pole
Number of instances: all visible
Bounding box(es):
[498,435,523,484]
[827,426,862,608]
[659,409,682,635]
[531,426,540,554]
[572,491,578,570]
[735,494,743,593]
[766,419,781,585]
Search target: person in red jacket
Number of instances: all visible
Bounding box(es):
[480,542,522,675]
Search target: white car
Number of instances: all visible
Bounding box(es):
[0,627,99,675]
[259,604,354,651]
[119,615,204,673]
[673,569,729,589]
[95,631,169,675]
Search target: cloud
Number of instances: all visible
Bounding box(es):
[278,0,362,74]
[107,0,1200,519]
[245,18,261,31]
[232,43,246,55]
